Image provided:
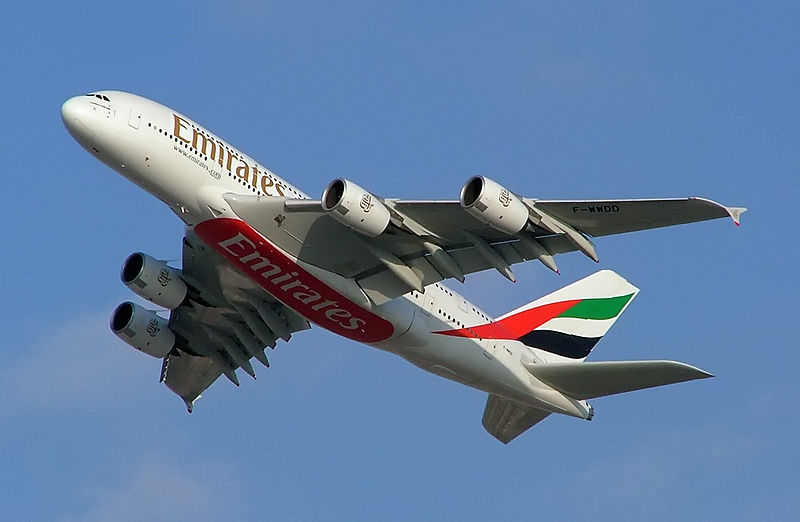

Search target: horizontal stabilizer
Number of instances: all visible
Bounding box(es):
[523,360,712,400]
[482,394,552,444]
[163,351,222,411]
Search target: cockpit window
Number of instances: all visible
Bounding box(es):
[86,93,111,102]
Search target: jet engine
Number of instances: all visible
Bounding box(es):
[321,178,390,237]
[110,301,175,358]
[459,176,530,235]
[121,252,187,310]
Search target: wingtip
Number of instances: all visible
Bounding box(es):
[728,206,746,227]
[691,197,746,227]
[685,364,714,380]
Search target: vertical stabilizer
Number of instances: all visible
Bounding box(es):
[433,270,638,360]
[502,270,638,360]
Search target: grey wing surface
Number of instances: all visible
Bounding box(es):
[162,230,310,411]
[530,197,745,237]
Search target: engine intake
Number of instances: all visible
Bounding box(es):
[121,252,187,309]
[321,178,390,237]
[110,301,175,358]
[459,176,530,235]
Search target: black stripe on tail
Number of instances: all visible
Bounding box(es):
[518,330,601,359]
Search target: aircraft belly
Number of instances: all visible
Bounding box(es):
[385,313,565,408]
[385,329,519,391]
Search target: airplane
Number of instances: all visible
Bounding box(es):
[61,91,745,443]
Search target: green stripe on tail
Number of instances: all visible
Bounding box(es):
[557,293,635,321]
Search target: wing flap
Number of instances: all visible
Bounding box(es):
[523,360,713,400]
[482,394,551,444]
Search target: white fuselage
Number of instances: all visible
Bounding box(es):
[62,91,589,418]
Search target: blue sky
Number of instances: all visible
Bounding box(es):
[2,2,797,520]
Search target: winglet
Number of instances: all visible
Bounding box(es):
[726,206,747,227]
[691,197,747,227]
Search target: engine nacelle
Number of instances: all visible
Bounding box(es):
[321,178,390,237]
[110,302,175,358]
[459,176,530,235]
[121,252,187,310]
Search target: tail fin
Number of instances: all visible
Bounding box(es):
[434,270,638,360]
[496,270,638,360]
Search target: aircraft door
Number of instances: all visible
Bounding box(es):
[421,290,435,315]
[128,108,142,129]
[486,341,496,360]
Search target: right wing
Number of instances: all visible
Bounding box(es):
[482,394,552,444]
[161,229,310,411]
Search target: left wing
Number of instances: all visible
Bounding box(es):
[224,184,744,305]
[161,230,310,411]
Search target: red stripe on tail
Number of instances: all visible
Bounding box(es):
[435,299,580,339]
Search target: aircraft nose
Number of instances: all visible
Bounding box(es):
[61,96,81,124]
[61,96,94,140]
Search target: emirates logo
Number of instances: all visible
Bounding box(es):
[146,318,160,337]
[499,188,512,207]
[157,267,171,287]
[360,193,374,213]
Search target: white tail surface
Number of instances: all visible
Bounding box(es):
[523,360,713,400]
